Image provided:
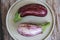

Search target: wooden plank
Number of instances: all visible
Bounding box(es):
[0,0,4,40]
[46,0,60,40]
[1,0,16,40]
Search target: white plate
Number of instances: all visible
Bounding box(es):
[6,0,55,40]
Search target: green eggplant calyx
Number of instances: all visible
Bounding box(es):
[14,12,22,23]
[41,22,50,32]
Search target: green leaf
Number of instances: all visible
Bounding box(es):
[13,12,22,23]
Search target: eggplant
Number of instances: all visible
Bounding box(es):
[18,4,47,17]
[17,22,50,37]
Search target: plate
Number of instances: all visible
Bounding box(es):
[6,0,55,40]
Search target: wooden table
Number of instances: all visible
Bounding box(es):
[1,0,60,40]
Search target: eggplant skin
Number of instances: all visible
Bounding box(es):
[17,24,42,37]
[18,4,47,17]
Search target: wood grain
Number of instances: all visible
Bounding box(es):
[1,0,16,40]
[1,0,60,40]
